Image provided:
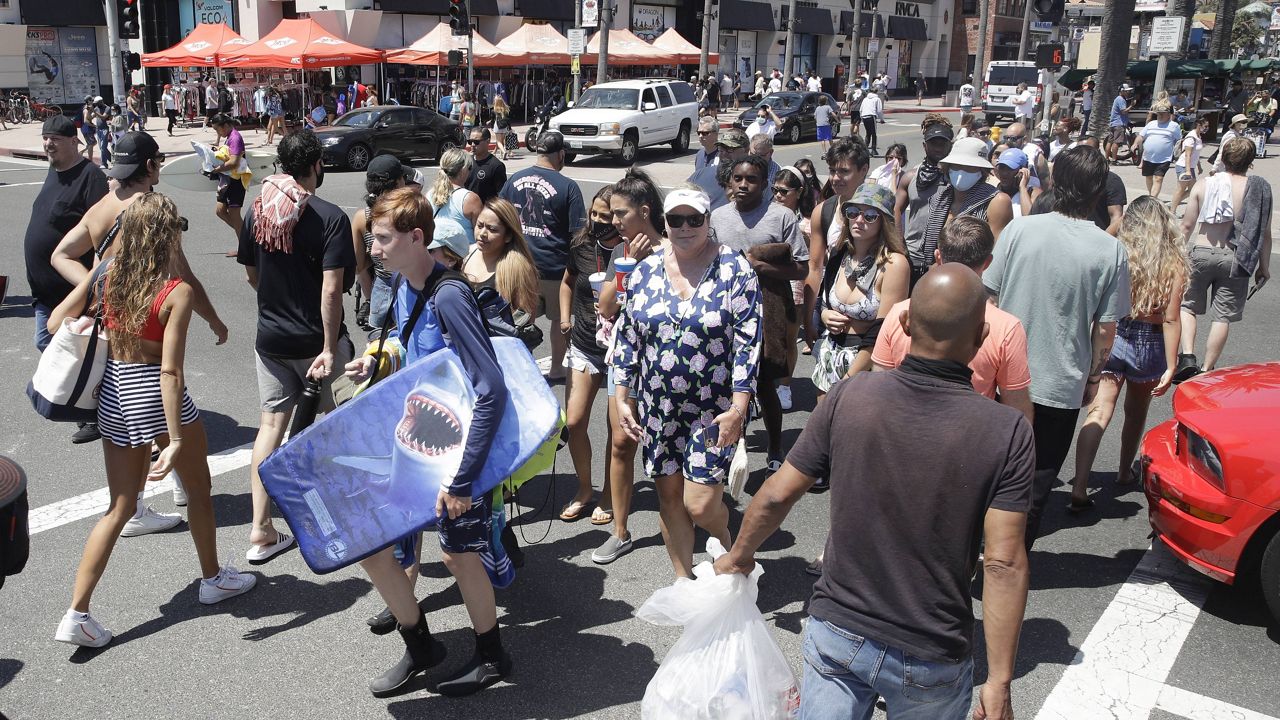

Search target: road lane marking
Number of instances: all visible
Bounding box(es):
[1035,541,1277,720]
[28,441,254,535]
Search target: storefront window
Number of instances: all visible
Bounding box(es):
[777,33,817,77]
[719,31,738,77]
[897,42,913,89]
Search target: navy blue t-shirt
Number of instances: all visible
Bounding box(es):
[499,166,585,279]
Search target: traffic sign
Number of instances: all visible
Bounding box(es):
[568,28,585,56]
[1149,16,1186,54]
[1035,43,1065,70]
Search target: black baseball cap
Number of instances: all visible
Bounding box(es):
[42,115,77,138]
[536,130,566,154]
[106,132,161,179]
[366,154,414,183]
[923,124,954,143]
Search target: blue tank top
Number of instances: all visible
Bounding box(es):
[436,187,475,247]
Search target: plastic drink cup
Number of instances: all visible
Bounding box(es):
[588,271,607,301]
[614,257,638,292]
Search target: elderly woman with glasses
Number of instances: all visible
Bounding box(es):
[613,185,761,579]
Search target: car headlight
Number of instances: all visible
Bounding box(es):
[321,136,342,146]
[1182,425,1225,491]
[599,122,621,135]
[548,122,559,131]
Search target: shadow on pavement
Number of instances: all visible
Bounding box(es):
[0,658,21,690]
[200,409,258,455]
[0,294,34,320]
[971,616,1078,683]
[1202,580,1280,642]
[1032,473,1146,546]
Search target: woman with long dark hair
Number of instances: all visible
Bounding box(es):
[51,193,255,647]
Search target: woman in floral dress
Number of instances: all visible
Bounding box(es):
[614,185,762,578]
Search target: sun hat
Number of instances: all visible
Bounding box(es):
[1231,113,1248,126]
[663,187,711,215]
[429,218,470,258]
[842,182,895,217]
[939,137,992,169]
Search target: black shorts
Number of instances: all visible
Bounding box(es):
[1141,160,1171,177]
[436,490,492,554]
[217,176,246,208]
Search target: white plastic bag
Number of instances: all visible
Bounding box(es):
[635,538,800,720]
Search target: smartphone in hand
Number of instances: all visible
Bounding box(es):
[1248,276,1268,300]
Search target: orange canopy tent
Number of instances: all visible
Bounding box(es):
[495,23,581,65]
[652,27,718,65]
[141,22,252,67]
[384,23,512,67]
[219,18,384,68]
[585,29,677,66]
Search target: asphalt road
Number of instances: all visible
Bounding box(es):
[1,113,1278,720]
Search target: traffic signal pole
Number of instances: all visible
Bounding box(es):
[102,0,127,104]
[466,0,474,97]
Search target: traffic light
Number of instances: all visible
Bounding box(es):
[449,0,470,37]
[448,50,463,67]
[125,52,141,70]
[1033,0,1064,25]
[118,0,140,40]
[1035,43,1065,70]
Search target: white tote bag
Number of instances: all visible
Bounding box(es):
[27,314,108,423]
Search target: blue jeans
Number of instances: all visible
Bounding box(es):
[96,129,111,165]
[800,617,974,720]
[34,302,53,352]
[369,274,393,330]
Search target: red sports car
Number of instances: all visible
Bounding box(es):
[1139,362,1280,622]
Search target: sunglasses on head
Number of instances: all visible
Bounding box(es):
[843,206,881,222]
[665,212,707,228]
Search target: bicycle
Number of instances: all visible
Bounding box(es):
[29,97,61,120]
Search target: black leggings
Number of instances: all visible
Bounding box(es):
[1025,403,1082,551]
[165,109,177,134]
[862,115,877,149]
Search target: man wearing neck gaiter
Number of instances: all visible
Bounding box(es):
[894,114,954,277]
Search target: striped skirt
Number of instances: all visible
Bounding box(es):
[97,360,200,448]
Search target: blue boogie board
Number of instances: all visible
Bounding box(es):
[259,337,560,574]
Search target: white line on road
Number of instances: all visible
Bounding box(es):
[1035,541,1278,720]
[0,181,47,187]
[28,441,254,535]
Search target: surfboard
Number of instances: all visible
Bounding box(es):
[159,145,278,192]
[258,337,561,574]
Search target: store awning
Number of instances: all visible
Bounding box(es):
[651,27,719,65]
[517,0,575,22]
[495,23,575,65]
[719,0,776,33]
[791,6,835,35]
[142,23,252,68]
[384,23,514,67]
[219,18,384,68]
[887,16,928,41]
[586,29,676,66]
[839,12,886,39]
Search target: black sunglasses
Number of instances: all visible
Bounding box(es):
[665,212,707,228]
[697,130,716,136]
[772,185,796,195]
[1003,134,1025,143]
[466,138,483,145]
[843,206,881,222]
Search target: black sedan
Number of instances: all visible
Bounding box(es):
[314,105,464,171]
[736,92,843,144]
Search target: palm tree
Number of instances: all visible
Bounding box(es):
[1211,0,1239,58]
[1089,0,1137,141]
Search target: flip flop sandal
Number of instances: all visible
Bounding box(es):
[245,532,296,565]
[1067,498,1096,515]
[559,500,591,522]
[590,507,614,526]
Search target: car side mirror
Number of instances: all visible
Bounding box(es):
[643,102,657,111]
[376,120,389,129]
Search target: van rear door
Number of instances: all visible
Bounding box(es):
[983,64,1042,117]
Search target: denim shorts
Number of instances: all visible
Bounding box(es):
[1102,318,1166,384]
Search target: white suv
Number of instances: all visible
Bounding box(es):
[548,78,699,165]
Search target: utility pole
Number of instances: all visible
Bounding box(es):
[783,0,797,79]
[466,0,474,97]
[574,0,582,99]
[698,0,713,80]
[1017,0,1034,61]
[973,0,989,89]
[597,2,611,87]
[848,0,862,83]
[102,0,127,104]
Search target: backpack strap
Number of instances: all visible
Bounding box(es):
[819,196,839,240]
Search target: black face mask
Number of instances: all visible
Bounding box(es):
[588,220,616,241]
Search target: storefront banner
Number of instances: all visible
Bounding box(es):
[632,4,674,43]
[583,0,599,27]
[26,27,100,105]
[179,0,237,37]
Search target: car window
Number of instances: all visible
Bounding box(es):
[642,89,657,108]
[655,86,673,108]
[758,94,801,112]
[669,82,695,104]
[576,87,641,109]
[987,66,1039,86]
[381,110,412,127]
[412,109,434,125]
[335,109,379,128]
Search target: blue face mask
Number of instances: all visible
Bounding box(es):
[948,169,982,192]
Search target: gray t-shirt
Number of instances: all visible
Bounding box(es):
[813,103,835,127]
[710,199,807,262]
[984,212,1131,409]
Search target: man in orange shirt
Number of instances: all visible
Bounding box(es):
[872,216,1034,422]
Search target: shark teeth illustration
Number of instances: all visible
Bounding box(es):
[395,393,463,457]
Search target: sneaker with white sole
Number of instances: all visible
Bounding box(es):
[172,475,188,507]
[777,384,793,411]
[55,609,113,648]
[199,564,258,605]
[120,506,183,537]
[590,533,633,564]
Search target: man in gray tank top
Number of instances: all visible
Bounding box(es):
[895,118,954,272]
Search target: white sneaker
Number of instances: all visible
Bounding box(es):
[199,563,258,605]
[120,506,183,537]
[55,609,112,648]
[777,384,793,411]
[172,474,188,507]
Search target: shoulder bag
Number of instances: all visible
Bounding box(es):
[27,261,112,422]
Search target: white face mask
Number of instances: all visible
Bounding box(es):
[948,169,982,192]
[757,116,767,125]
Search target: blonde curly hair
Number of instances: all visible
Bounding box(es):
[1117,195,1189,316]
[103,193,183,355]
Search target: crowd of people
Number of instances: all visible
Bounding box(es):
[18,63,1273,716]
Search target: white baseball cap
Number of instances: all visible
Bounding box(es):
[663,187,711,215]
[940,137,993,170]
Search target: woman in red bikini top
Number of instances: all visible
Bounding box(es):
[47,192,256,649]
